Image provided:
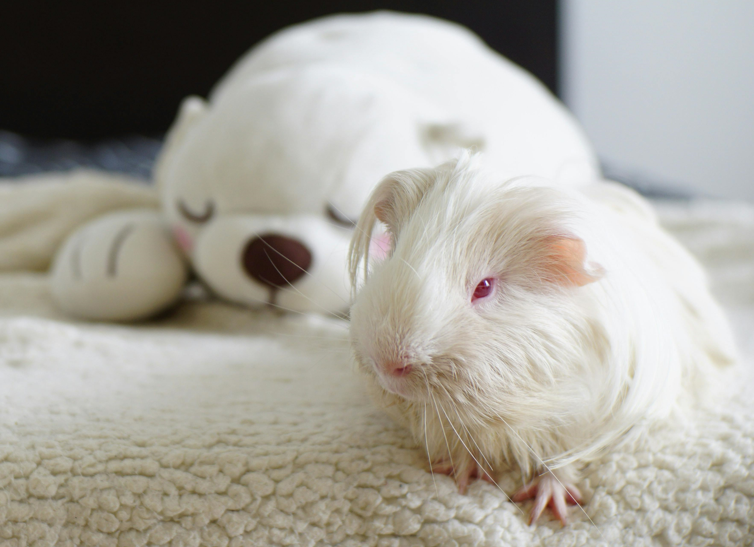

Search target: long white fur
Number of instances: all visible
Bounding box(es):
[348,152,736,486]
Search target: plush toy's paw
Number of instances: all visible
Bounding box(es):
[513,473,582,526]
[0,170,158,272]
[51,210,188,321]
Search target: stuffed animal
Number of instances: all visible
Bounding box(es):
[50,11,599,321]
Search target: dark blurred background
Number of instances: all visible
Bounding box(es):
[3,1,750,198]
[0,1,557,140]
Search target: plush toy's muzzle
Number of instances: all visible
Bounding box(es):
[193,213,352,313]
[242,234,313,289]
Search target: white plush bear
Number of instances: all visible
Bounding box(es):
[50,11,599,321]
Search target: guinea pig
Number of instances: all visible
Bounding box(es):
[347,152,737,525]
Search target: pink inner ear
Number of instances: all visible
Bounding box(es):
[369,233,392,261]
[542,236,601,287]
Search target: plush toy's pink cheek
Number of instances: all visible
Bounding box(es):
[369,233,392,260]
[173,226,194,253]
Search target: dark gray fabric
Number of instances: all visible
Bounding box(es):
[0,130,700,200]
[0,131,160,181]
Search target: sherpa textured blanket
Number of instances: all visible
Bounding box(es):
[0,173,753,547]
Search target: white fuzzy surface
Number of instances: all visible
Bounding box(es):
[0,199,752,546]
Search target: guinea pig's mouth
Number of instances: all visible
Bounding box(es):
[377,371,424,401]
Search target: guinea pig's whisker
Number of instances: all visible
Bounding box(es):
[281,342,352,356]
[262,249,350,321]
[425,371,456,476]
[441,384,497,473]
[263,333,351,352]
[325,203,361,234]
[442,385,506,473]
[415,206,434,244]
[253,232,350,307]
[283,344,352,355]
[430,364,561,521]
[260,297,340,321]
[421,374,443,498]
[456,417,524,515]
[423,401,439,498]
[399,258,420,281]
[269,332,349,341]
[265,332,351,350]
[257,298,312,317]
[437,397,521,509]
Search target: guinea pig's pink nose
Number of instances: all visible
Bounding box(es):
[242,234,312,288]
[382,360,413,377]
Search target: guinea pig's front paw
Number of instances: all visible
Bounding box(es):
[512,473,582,526]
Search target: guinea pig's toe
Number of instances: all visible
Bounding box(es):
[451,463,495,494]
[429,461,454,476]
[514,474,581,526]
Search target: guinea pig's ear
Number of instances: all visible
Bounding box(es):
[348,166,436,290]
[154,96,208,191]
[536,235,603,288]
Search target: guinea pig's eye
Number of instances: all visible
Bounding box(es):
[472,278,495,302]
[178,199,215,223]
[326,203,357,228]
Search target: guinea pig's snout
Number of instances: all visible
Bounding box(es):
[242,234,313,288]
[380,360,413,377]
[375,359,419,398]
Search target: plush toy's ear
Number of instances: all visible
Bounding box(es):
[348,165,437,290]
[537,235,602,288]
[154,96,208,191]
[420,121,486,164]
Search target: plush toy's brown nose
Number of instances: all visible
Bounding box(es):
[242,234,312,288]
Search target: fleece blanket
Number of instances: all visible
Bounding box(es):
[0,174,753,546]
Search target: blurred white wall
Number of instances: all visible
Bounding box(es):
[560,0,754,199]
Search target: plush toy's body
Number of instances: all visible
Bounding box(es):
[51,11,599,320]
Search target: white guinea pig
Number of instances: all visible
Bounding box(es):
[348,152,737,525]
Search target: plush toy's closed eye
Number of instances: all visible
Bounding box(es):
[178,199,215,223]
[325,204,357,228]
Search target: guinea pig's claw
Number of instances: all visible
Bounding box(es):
[513,475,581,526]
[429,461,495,494]
[457,475,471,495]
